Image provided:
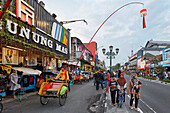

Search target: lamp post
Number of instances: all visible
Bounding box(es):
[102,46,119,72]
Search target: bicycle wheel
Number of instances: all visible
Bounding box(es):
[40,96,49,105]
[0,102,3,113]
[59,93,67,106]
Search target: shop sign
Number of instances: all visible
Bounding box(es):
[4,19,68,55]
[2,48,18,65]
[16,0,34,26]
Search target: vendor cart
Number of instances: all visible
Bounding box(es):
[38,79,68,106]
[12,67,41,91]
[0,75,7,113]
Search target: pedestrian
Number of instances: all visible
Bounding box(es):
[109,75,118,106]
[114,71,118,79]
[132,80,142,99]
[118,86,126,108]
[105,70,111,93]
[118,70,121,78]
[127,74,142,112]
[94,71,104,90]
[10,69,21,99]
[116,73,126,103]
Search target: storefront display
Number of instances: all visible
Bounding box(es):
[2,48,18,65]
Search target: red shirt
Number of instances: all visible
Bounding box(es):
[117,77,126,86]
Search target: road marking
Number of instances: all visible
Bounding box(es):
[127,95,144,113]
[140,98,157,113]
[138,108,144,113]
[105,103,107,108]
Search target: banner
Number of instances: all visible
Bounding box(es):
[2,48,18,65]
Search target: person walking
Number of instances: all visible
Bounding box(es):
[105,70,111,93]
[127,74,142,112]
[117,73,126,103]
[118,86,126,108]
[94,71,104,90]
[109,75,118,106]
[10,69,21,99]
[114,71,118,79]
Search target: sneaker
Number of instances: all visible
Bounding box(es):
[130,106,133,110]
[135,108,140,112]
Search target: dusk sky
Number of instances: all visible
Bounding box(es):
[43,0,170,67]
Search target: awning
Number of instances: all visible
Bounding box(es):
[136,68,145,70]
[145,64,150,68]
[12,67,42,75]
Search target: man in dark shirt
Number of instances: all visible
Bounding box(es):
[94,71,104,90]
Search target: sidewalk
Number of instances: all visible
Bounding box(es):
[104,91,140,113]
[2,92,37,104]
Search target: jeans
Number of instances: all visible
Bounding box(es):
[118,100,123,107]
[117,89,125,103]
[96,80,103,90]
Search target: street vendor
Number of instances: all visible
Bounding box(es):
[10,69,21,98]
[55,66,69,81]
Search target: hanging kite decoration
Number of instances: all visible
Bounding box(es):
[140,9,147,29]
[0,0,13,19]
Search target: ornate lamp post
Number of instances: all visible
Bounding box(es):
[102,46,119,72]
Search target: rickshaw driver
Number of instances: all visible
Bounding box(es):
[55,66,69,81]
[55,66,70,91]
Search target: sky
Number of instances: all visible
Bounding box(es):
[42,0,170,67]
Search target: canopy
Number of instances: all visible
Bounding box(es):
[12,67,42,75]
[136,68,145,70]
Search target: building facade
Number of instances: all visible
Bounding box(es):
[0,0,70,73]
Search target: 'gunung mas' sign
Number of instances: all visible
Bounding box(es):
[2,19,68,55]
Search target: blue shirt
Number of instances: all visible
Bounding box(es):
[118,90,125,101]
[115,73,118,79]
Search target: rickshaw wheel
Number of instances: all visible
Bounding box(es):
[0,102,3,113]
[40,96,49,105]
[59,93,67,106]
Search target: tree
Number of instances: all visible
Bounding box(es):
[155,65,165,80]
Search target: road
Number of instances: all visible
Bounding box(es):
[3,81,103,113]
[125,75,170,113]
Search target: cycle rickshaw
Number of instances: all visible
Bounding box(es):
[38,79,68,106]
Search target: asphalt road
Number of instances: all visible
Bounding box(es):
[125,75,170,113]
[3,81,103,113]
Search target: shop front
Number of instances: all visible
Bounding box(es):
[0,0,70,94]
[163,48,170,71]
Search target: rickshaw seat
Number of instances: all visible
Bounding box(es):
[43,84,52,91]
[46,84,60,91]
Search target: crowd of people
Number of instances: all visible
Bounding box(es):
[93,70,142,112]
[136,70,170,80]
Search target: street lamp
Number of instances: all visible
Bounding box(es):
[102,46,119,73]
[60,19,88,25]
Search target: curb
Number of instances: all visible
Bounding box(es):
[138,77,170,85]
[2,92,37,104]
